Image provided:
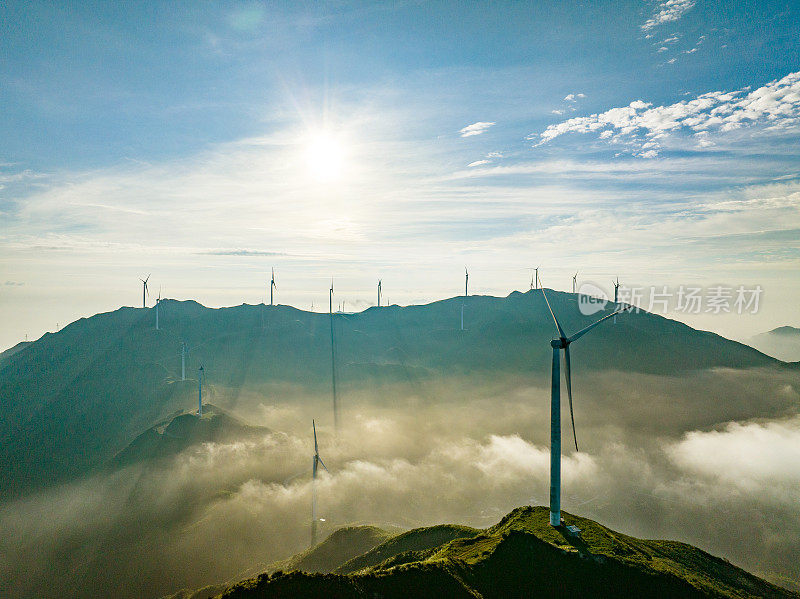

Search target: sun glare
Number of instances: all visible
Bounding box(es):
[305,131,347,182]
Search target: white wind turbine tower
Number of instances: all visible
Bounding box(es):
[140,274,150,308]
[540,286,629,527]
[530,266,541,290]
[461,267,469,330]
[198,365,204,417]
[613,277,621,324]
[181,342,187,381]
[155,287,162,330]
[377,279,382,307]
[572,272,578,294]
[311,419,329,547]
[270,268,277,306]
[329,280,339,431]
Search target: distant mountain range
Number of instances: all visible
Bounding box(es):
[167,506,798,598]
[748,326,800,362]
[0,290,787,500]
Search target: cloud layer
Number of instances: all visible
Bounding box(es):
[459,121,495,137]
[536,71,800,156]
[642,0,696,31]
[1,368,799,598]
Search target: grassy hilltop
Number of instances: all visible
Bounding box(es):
[178,506,797,599]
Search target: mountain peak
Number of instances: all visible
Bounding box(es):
[210,506,796,599]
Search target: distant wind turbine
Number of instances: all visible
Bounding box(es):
[572,272,578,294]
[329,280,339,431]
[461,267,469,330]
[270,268,277,306]
[613,277,621,324]
[140,274,150,308]
[530,266,541,290]
[198,365,204,417]
[377,279,382,307]
[155,287,161,330]
[311,419,329,547]
[181,342,187,381]
[540,286,629,527]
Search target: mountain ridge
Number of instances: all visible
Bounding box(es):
[0,290,789,500]
[180,506,797,598]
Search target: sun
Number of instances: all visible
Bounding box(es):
[305,131,347,182]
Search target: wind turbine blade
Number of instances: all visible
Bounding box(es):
[540,287,566,339]
[313,420,318,455]
[568,306,629,343]
[564,345,578,452]
[317,457,329,472]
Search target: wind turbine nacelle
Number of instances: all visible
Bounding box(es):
[551,338,567,349]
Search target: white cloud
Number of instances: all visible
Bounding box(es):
[534,71,800,155]
[551,109,564,115]
[667,417,800,498]
[459,121,495,137]
[467,160,490,167]
[658,46,669,52]
[486,151,503,158]
[642,0,696,31]
[564,93,585,102]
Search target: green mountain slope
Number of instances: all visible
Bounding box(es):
[110,404,269,469]
[271,525,395,574]
[335,524,482,574]
[0,340,32,367]
[218,506,798,599]
[0,291,786,499]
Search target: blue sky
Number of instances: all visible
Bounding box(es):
[1,0,799,349]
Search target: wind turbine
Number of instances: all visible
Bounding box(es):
[311,419,329,547]
[572,272,578,294]
[140,274,150,308]
[155,287,161,330]
[530,266,541,290]
[198,365,204,417]
[329,280,339,431]
[613,277,621,324]
[540,287,629,527]
[181,342,187,381]
[270,268,277,306]
[461,267,469,330]
[377,279,382,307]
